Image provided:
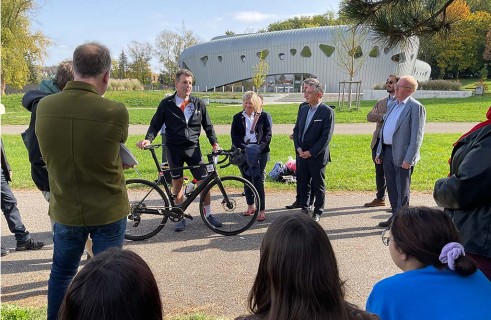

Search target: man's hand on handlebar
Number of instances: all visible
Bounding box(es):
[212,143,222,153]
[136,140,151,149]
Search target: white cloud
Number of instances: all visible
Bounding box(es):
[233,11,277,23]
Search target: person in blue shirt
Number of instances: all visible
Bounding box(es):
[367,206,491,320]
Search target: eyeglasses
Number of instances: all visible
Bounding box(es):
[395,84,412,90]
[381,229,391,246]
[386,80,394,84]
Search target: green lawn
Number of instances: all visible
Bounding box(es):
[2,92,490,125]
[2,133,459,193]
[0,304,229,320]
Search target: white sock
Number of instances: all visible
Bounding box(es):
[204,205,212,217]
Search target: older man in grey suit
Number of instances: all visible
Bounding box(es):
[375,75,426,228]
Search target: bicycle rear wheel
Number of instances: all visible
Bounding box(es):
[125,179,169,241]
[200,176,259,236]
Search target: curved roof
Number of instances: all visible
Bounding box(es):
[179,26,430,92]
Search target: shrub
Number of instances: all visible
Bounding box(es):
[108,79,144,91]
[418,80,462,91]
[373,80,462,91]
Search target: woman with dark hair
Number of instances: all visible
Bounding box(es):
[58,248,162,320]
[231,91,272,221]
[433,106,491,280]
[237,213,377,320]
[367,207,491,320]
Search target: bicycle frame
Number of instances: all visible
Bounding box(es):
[145,145,232,219]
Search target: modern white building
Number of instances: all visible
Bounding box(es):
[179,26,431,93]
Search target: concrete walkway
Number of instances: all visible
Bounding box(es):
[1,189,438,318]
[0,122,476,136]
[0,120,470,318]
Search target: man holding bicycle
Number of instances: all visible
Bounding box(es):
[137,69,222,232]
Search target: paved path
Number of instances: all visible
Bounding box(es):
[1,189,438,318]
[0,122,476,136]
[0,120,470,317]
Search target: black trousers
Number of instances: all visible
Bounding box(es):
[372,139,386,200]
[296,156,326,215]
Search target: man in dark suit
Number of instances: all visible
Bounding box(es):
[375,75,426,228]
[293,80,335,222]
[286,78,317,210]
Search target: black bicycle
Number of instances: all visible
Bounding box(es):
[125,145,260,240]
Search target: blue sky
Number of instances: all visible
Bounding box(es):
[32,0,341,72]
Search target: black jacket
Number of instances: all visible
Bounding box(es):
[145,93,217,150]
[21,89,51,191]
[434,124,491,258]
[231,111,272,153]
[293,103,335,166]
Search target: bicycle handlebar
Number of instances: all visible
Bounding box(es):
[143,144,163,150]
[141,144,236,169]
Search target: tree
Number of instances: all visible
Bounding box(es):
[335,25,368,110]
[116,50,129,79]
[265,11,342,32]
[251,51,269,92]
[127,41,153,85]
[335,25,368,81]
[26,52,40,84]
[154,24,200,87]
[422,1,491,78]
[339,0,461,48]
[467,0,491,13]
[1,0,50,94]
[483,30,491,63]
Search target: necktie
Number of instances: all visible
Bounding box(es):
[180,100,189,113]
[250,113,261,134]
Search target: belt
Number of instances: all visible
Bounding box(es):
[383,143,392,147]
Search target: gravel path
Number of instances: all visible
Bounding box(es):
[1,189,437,318]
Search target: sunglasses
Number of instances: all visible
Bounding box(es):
[386,80,394,84]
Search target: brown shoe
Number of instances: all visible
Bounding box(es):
[364,198,386,207]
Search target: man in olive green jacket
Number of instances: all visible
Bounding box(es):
[36,42,129,320]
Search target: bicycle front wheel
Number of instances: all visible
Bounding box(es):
[200,176,259,236]
[125,179,169,241]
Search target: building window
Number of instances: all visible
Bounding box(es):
[369,46,379,58]
[200,56,208,66]
[279,53,285,60]
[391,52,406,63]
[300,46,312,57]
[240,55,246,62]
[350,46,363,59]
[290,49,297,56]
[256,49,269,59]
[218,56,222,63]
[319,44,335,57]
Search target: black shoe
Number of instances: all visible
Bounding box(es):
[378,218,393,228]
[313,214,321,222]
[286,200,302,209]
[16,239,45,251]
[1,246,9,257]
